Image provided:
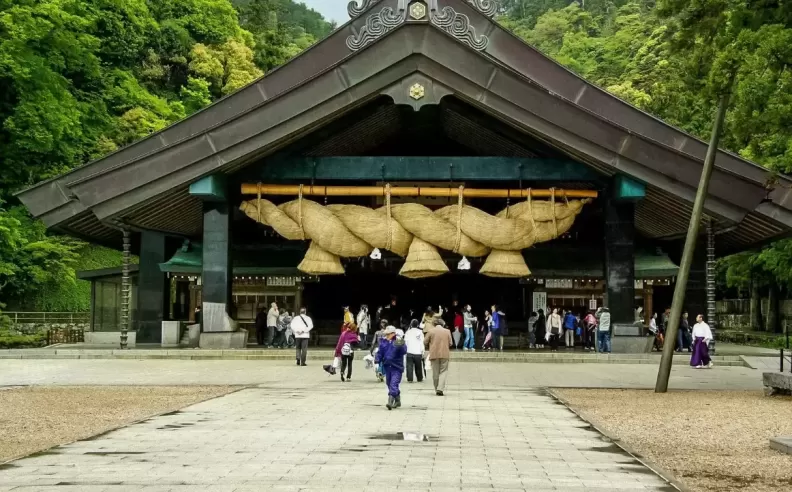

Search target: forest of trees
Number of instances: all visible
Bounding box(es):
[1,0,791,331]
[0,0,332,311]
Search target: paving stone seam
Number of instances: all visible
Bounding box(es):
[546,388,689,492]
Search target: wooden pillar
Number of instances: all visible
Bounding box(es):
[202,201,232,332]
[643,284,653,327]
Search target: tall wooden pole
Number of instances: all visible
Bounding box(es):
[655,89,731,393]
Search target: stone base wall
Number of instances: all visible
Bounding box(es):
[716,299,792,332]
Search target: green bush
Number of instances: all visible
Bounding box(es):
[0,313,47,349]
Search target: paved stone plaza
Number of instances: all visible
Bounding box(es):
[0,360,765,491]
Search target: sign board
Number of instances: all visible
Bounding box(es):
[589,298,598,310]
[546,278,574,289]
[266,276,297,287]
[532,291,547,314]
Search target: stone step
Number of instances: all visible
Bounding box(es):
[0,348,747,365]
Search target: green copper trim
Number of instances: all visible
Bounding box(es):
[244,157,604,182]
[189,175,226,201]
[613,175,645,201]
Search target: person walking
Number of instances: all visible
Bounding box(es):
[291,307,313,366]
[421,306,435,333]
[357,304,371,350]
[527,311,538,349]
[583,310,597,351]
[425,319,453,396]
[275,308,292,349]
[690,314,714,369]
[342,305,354,328]
[375,326,407,409]
[490,304,503,352]
[677,311,691,352]
[546,308,562,351]
[535,309,546,349]
[370,319,388,382]
[463,305,476,351]
[266,302,279,348]
[649,313,663,351]
[254,306,267,346]
[482,310,493,351]
[334,323,360,382]
[404,320,425,383]
[563,309,576,349]
[452,310,463,350]
[596,307,612,353]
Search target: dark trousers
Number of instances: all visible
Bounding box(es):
[340,353,354,378]
[256,326,265,345]
[266,325,276,346]
[491,329,502,351]
[583,329,595,349]
[273,330,286,348]
[549,333,560,350]
[406,354,424,382]
[295,338,309,365]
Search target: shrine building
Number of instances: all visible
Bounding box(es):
[17,0,792,350]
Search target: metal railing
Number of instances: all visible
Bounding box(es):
[780,349,792,373]
[5,312,90,326]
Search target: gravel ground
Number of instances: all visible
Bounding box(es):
[0,386,239,463]
[555,389,792,492]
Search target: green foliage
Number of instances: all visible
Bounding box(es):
[0,205,82,310]
[233,0,333,71]
[0,312,47,349]
[0,0,327,312]
[500,0,792,295]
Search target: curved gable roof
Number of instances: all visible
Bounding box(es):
[16,0,792,249]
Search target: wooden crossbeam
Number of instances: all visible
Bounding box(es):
[240,184,598,199]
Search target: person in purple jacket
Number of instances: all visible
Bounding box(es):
[375,326,407,410]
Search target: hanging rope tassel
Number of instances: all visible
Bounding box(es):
[256,183,262,223]
[298,184,305,241]
[551,188,558,238]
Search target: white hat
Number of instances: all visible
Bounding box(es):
[384,326,398,335]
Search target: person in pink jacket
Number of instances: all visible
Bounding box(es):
[324,322,360,381]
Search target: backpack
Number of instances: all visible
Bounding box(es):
[341,343,353,356]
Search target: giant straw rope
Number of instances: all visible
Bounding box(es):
[240,185,590,278]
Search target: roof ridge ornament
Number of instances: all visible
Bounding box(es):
[348,0,382,19]
[464,0,498,17]
[430,3,490,51]
[346,1,408,51]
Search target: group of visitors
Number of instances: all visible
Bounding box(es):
[526,307,613,353]
[648,309,714,368]
[254,302,296,349]
[318,301,458,409]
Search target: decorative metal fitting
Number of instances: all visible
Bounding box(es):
[409,2,427,20]
[409,83,426,100]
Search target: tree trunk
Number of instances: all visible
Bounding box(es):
[750,282,761,331]
[766,283,779,333]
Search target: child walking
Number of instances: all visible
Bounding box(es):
[375,326,407,409]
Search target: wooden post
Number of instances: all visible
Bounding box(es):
[656,89,731,393]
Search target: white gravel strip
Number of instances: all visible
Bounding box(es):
[0,385,238,462]
[555,388,792,492]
